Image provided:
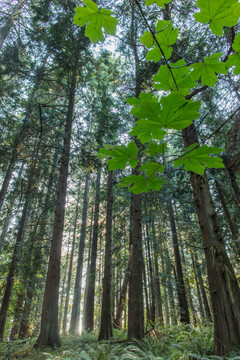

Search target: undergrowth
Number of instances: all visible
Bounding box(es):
[1,325,240,360]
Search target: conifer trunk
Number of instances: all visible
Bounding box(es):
[70,173,90,334]
[114,248,132,329]
[167,198,190,324]
[84,168,101,331]
[182,123,240,356]
[35,68,77,348]
[98,170,113,340]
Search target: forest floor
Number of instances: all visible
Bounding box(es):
[1,326,240,360]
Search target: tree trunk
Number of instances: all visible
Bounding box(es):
[10,292,24,340]
[182,123,240,356]
[214,178,240,254]
[0,0,27,49]
[84,168,101,332]
[98,170,113,340]
[127,2,144,340]
[144,206,156,323]
[0,141,40,341]
[114,248,133,329]
[62,186,81,333]
[151,219,164,325]
[70,172,90,334]
[35,68,77,348]
[167,198,190,324]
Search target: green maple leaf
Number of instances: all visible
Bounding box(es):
[119,174,166,194]
[194,0,240,36]
[130,125,166,144]
[140,20,178,62]
[153,59,196,94]
[145,0,172,8]
[144,142,167,157]
[140,161,164,176]
[97,141,138,170]
[227,32,240,74]
[129,92,200,132]
[190,53,228,87]
[73,0,118,43]
[174,144,225,175]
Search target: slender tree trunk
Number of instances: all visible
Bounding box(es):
[114,248,133,329]
[144,206,156,323]
[167,198,190,324]
[0,140,40,341]
[128,1,144,340]
[190,251,205,323]
[70,173,90,334]
[0,0,27,49]
[35,67,77,348]
[98,170,113,340]
[62,186,81,333]
[194,254,212,323]
[84,168,101,332]
[59,241,70,331]
[151,219,164,325]
[10,292,24,340]
[0,59,47,213]
[182,123,240,356]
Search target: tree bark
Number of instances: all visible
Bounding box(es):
[62,186,81,334]
[167,198,190,324]
[98,170,113,340]
[182,123,240,356]
[84,168,101,332]
[70,173,90,334]
[114,248,133,329]
[35,68,77,348]
[0,140,40,341]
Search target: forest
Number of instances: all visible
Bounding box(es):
[0,0,240,359]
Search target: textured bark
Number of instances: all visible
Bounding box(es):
[19,150,59,339]
[214,178,240,254]
[84,169,101,332]
[35,69,77,348]
[10,292,24,340]
[167,198,190,324]
[70,173,90,334]
[182,123,240,356]
[98,170,113,340]
[225,164,240,212]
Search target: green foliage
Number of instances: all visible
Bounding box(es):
[73,0,118,43]
[129,92,200,131]
[190,53,228,87]
[119,174,166,194]
[97,141,138,170]
[1,327,239,359]
[145,0,172,8]
[140,21,178,61]
[227,32,240,74]
[174,144,225,175]
[153,59,196,94]
[194,0,240,35]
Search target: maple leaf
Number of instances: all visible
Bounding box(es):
[73,0,118,43]
[194,0,240,36]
